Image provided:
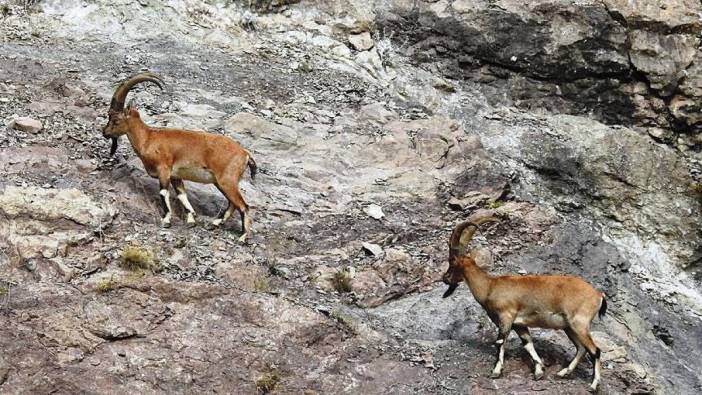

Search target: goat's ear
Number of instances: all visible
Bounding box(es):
[128,107,141,118]
[126,98,136,109]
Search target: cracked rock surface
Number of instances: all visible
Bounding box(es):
[1,1,701,394]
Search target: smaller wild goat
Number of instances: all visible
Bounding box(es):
[442,216,607,391]
[102,73,257,241]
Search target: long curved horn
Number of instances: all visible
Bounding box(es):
[449,216,498,259]
[110,72,165,112]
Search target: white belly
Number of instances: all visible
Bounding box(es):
[172,165,216,184]
[514,311,567,329]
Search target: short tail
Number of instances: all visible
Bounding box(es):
[598,295,607,319]
[247,154,257,182]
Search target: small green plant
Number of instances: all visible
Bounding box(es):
[486,200,505,209]
[253,276,270,293]
[247,0,301,13]
[0,279,16,305]
[329,309,358,335]
[332,270,352,293]
[689,182,702,194]
[255,371,280,394]
[95,275,118,293]
[121,244,160,273]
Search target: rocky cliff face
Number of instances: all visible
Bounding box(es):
[1,0,701,394]
[365,0,702,145]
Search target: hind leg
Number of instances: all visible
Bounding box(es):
[558,327,586,378]
[214,180,251,242]
[239,209,251,236]
[212,202,236,226]
[570,324,602,392]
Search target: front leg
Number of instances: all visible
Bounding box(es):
[172,178,196,226]
[158,168,173,228]
[515,325,544,380]
[491,314,515,378]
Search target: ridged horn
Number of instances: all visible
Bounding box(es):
[448,216,498,259]
[109,72,165,112]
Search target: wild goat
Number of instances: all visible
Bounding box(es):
[102,72,257,241]
[442,216,607,391]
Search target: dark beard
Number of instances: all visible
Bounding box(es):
[443,283,458,298]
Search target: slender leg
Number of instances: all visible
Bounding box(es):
[239,207,252,241]
[212,203,236,226]
[214,181,251,242]
[558,327,587,378]
[514,325,544,380]
[171,179,196,225]
[589,345,602,392]
[571,326,602,391]
[491,314,515,378]
[158,168,172,228]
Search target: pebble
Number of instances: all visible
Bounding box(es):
[361,242,383,257]
[364,204,384,220]
[348,32,374,51]
[11,117,43,133]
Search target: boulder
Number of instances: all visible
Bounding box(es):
[372,0,702,134]
[348,31,374,51]
[0,186,116,259]
[10,117,42,133]
[224,112,299,149]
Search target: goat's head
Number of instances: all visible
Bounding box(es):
[442,216,497,298]
[103,72,165,156]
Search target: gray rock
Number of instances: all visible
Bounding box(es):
[364,204,384,219]
[11,117,42,133]
[361,242,384,257]
[0,187,116,259]
[374,0,702,134]
[224,112,298,149]
[349,31,374,51]
[1,1,700,393]
[483,114,700,265]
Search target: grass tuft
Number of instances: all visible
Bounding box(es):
[255,371,280,393]
[253,276,270,293]
[689,182,702,194]
[95,275,118,293]
[247,0,301,13]
[332,270,352,293]
[486,200,505,209]
[329,309,357,335]
[121,244,160,273]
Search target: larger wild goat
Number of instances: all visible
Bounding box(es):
[102,72,257,241]
[442,216,607,391]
